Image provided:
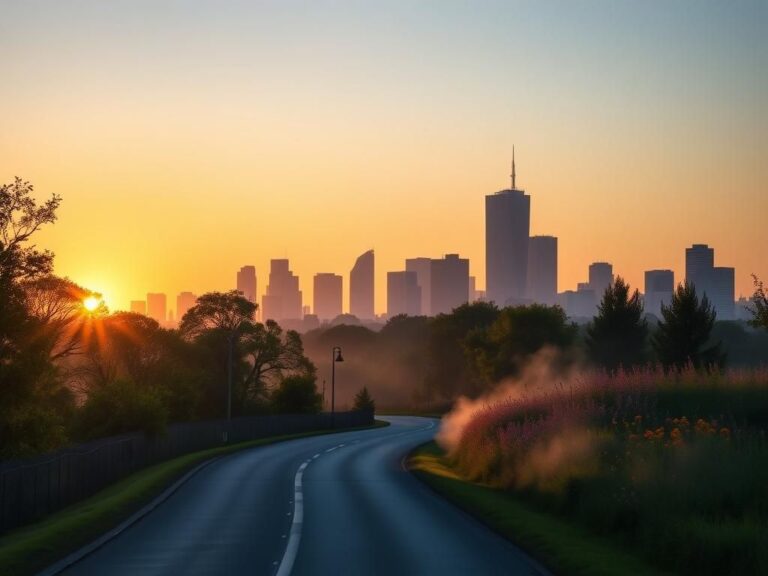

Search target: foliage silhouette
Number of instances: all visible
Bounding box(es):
[748,274,768,331]
[652,282,725,371]
[353,386,375,411]
[585,276,648,372]
[0,178,72,457]
[465,304,577,387]
[270,374,322,414]
[75,379,167,441]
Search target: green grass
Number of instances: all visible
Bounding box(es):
[409,442,666,576]
[0,420,388,576]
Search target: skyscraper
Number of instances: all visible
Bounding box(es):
[644,270,674,318]
[387,271,421,317]
[527,235,558,304]
[685,244,715,288]
[685,244,735,320]
[430,254,469,315]
[710,267,735,320]
[405,257,432,316]
[176,291,197,323]
[237,265,257,303]
[146,293,167,324]
[350,250,374,319]
[313,273,343,321]
[262,259,303,321]
[485,152,530,306]
[588,262,614,300]
[130,300,146,315]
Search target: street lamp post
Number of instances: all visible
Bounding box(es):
[331,346,344,428]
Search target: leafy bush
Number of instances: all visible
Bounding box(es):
[270,375,322,414]
[74,380,167,440]
[353,386,375,411]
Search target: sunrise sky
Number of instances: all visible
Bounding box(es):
[2,1,766,314]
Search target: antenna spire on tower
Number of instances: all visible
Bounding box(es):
[510,146,516,190]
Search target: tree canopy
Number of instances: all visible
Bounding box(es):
[586,276,648,372]
[652,282,724,371]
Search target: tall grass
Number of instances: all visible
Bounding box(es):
[450,367,768,575]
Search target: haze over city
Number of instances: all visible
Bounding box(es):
[2,1,766,314]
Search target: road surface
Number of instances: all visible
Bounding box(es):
[56,416,547,575]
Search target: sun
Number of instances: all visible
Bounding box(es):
[83,296,101,312]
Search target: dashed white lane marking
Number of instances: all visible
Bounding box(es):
[275,422,436,576]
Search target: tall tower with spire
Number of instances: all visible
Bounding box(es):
[511,146,516,190]
[485,149,530,305]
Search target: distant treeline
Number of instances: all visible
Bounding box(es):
[303,277,768,410]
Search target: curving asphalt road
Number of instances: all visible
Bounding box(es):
[55,416,548,576]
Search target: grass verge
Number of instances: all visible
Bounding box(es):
[408,442,667,576]
[0,420,389,576]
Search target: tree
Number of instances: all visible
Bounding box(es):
[270,375,322,414]
[747,274,768,331]
[0,178,72,457]
[1,177,61,361]
[586,276,648,372]
[424,302,500,400]
[22,275,102,361]
[652,282,725,371]
[74,379,167,441]
[74,312,203,421]
[353,386,375,412]
[466,304,577,387]
[179,290,256,338]
[240,320,315,404]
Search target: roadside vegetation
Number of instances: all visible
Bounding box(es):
[427,279,768,576]
[0,179,327,459]
[443,368,768,575]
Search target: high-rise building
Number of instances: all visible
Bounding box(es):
[430,254,469,315]
[685,244,715,289]
[469,276,478,302]
[350,250,374,319]
[237,265,257,303]
[387,271,421,317]
[685,244,735,320]
[146,293,167,324]
[313,273,343,321]
[527,236,558,304]
[130,300,146,315]
[405,257,432,316]
[644,270,674,318]
[176,291,197,323]
[262,259,303,321]
[711,267,735,320]
[589,262,614,300]
[485,153,530,306]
